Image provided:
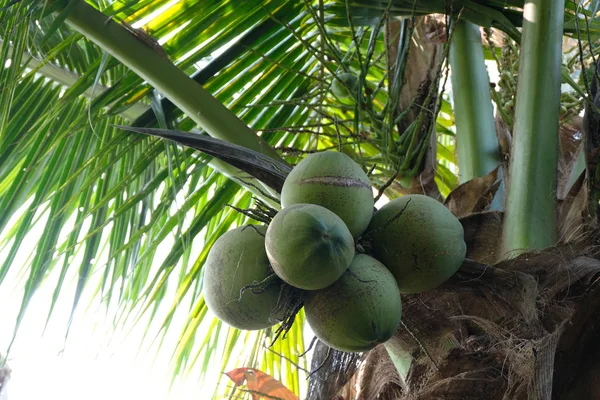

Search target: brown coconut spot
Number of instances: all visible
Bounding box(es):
[296,175,371,189]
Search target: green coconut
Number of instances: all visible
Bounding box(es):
[304,254,402,352]
[203,225,282,330]
[281,151,374,238]
[265,203,355,290]
[331,73,358,99]
[365,194,466,293]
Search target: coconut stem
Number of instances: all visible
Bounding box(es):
[238,273,280,298]
[228,205,272,225]
[449,20,500,183]
[360,198,412,241]
[270,285,305,346]
[374,169,399,203]
[299,336,319,358]
[502,0,563,257]
[254,199,279,218]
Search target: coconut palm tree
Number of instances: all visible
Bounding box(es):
[2,0,600,399]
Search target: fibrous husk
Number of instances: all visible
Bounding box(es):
[309,217,600,400]
[376,230,600,400]
[354,345,403,400]
[307,170,600,399]
[460,211,503,264]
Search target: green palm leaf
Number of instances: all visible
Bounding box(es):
[0,0,324,396]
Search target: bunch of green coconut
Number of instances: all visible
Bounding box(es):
[203,151,466,353]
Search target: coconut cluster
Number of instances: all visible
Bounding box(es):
[203,151,466,353]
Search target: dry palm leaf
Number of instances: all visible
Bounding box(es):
[225,367,299,400]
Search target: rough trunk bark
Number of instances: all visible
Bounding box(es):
[309,213,600,399]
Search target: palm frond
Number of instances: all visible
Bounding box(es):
[0,0,323,396]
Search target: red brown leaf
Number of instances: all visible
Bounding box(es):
[225,367,299,400]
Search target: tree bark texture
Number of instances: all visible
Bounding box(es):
[309,210,600,399]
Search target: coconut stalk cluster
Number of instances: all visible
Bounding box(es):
[203,151,466,353]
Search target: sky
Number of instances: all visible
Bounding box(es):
[0,206,212,399]
[0,184,315,400]
[0,247,311,400]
